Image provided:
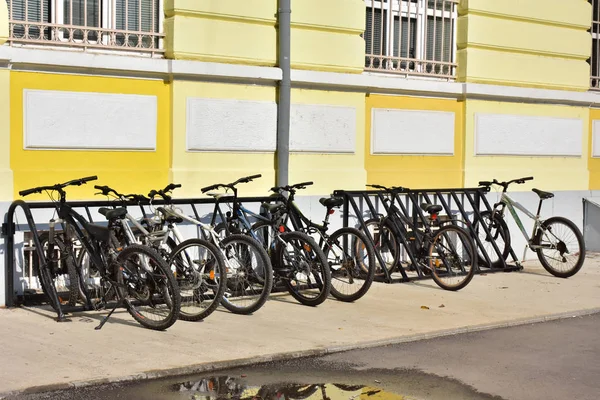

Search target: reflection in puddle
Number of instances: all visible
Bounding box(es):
[173,376,410,400]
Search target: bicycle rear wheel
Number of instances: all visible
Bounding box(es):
[534,216,585,278]
[325,227,376,302]
[168,238,227,321]
[360,218,400,277]
[274,231,331,306]
[219,234,274,314]
[428,225,476,291]
[115,244,181,330]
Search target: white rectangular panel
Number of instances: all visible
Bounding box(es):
[290,104,356,153]
[24,89,157,150]
[592,120,600,158]
[371,108,455,155]
[475,113,582,156]
[186,97,277,152]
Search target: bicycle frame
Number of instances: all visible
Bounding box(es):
[493,192,543,248]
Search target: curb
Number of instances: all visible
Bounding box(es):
[2,307,600,398]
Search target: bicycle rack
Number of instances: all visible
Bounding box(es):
[333,187,523,284]
[2,195,282,309]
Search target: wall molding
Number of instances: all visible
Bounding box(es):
[3,47,600,107]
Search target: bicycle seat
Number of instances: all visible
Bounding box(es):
[532,188,554,200]
[261,202,285,214]
[98,207,127,220]
[156,207,184,223]
[319,197,344,208]
[420,203,443,214]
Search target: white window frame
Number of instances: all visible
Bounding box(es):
[365,0,457,74]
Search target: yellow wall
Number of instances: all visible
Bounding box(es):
[589,109,600,189]
[365,95,464,190]
[10,72,171,200]
[164,0,365,73]
[289,89,367,194]
[171,81,276,197]
[457,0,592,90]
[0,69,12,201]
[464,100,589,191]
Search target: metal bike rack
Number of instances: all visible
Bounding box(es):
[2,195,279,309]
[333,187,523,284]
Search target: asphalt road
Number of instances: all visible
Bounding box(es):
[8,313,600,400]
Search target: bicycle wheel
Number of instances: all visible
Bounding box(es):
[360,218,400,277]
[32,232,79,309]
[428,225,476,291]
[168,238,227,321]
[273,231,332,306]
[325,227,376,302]
[475,211,511,269]
[115,244,181,330]
[219,234,274,314]
[76,245,108,304]
[534,216,585,278]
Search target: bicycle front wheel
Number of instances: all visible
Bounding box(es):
[325,227,376,302]
[428,226,476,291]
[169,238,227,321]
[534,216,585,278]
[219,234,274,314]
[274,231,332,306]
[360,218,400,277]
[116,244,181,330]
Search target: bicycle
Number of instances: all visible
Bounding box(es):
[361,184,477,291]
[476,177,586,278]
[141,183,273,316]
[201,176,332,306]
[257,181,377,302]
[19,177,181,330]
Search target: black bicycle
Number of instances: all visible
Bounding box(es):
[20,177,181,330]
[361,184,476,291]
[257,181,377,302]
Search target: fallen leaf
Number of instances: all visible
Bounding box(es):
[241,374,247,378]
[439,304,445,308]
[420,306,429,310]
[499,286,508,289]
[374,380,381,384]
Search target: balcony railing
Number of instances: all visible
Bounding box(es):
[363,0,458,79]
[6,0,164,57]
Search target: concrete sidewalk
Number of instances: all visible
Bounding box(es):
[1,255,599,397]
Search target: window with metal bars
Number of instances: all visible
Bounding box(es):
[6,0,163,54]
[590,0,600,89]
[363,0,457,78]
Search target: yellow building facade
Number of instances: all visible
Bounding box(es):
[0,0,598,200]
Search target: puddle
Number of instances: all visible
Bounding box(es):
[172,377,407,400]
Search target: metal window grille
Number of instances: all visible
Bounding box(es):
[363,0,458,79]
[6,0,164,57]
[591,0,600,89]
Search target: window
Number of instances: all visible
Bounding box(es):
[6,0,164,56]
[591,0,600,89]
[363,0,458,78]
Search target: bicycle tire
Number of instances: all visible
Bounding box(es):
[32,232,79,309]
[115,244,181,330]
[474,211,511,269]
[219,234,274,314]
[428,225,476,291]
[168,238,227,321]
[360,218,400,277]
[273,231,332,306]
[325,227,376,302]
[534,216,586,278]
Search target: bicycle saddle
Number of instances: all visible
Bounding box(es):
[532,188,554,199]
[98,207,127,220]
[319,197,344,208]
[155,207,184,223]
[420,203,442,214]
[261,202,285,214]
[205,192,234,200]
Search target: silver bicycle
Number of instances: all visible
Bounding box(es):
[476,177,585,278]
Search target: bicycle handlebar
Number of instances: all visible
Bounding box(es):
[19,176,98,197]
[366,184,407,192]
[201,174,262,193]
[478,176,534,189]
[270,181,314,194]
